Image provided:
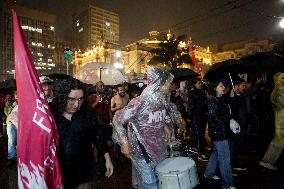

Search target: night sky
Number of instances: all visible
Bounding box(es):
[18,0,283,46]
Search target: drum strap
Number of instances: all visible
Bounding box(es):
[137,138,152,163]
[130,123,152,163]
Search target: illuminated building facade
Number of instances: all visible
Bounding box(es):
[0,2,56,80]
[72,3,119,52]
[211,39,274,63]
[73,29,274,81]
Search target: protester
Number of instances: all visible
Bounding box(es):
[51,78,113,189]
[111,84,130,113]
[111,84,137,187]
[112,67,185,189]
[259,72,284,171]
[4,91,17,164]
[187,78,208,161]
[204,80,235,189]
[89,81,113,147]
[229,77,248,173]
[39,76,54,103]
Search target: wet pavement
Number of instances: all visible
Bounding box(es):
[1,136,284,189]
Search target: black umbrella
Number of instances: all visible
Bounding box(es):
[0,79,16,94]
[240,52,284,73]
[47,73,72,80]
[204,59,254,81]
[170,68,199,81]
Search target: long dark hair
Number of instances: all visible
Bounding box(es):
[189,77,202,90]
[207,81,222,97]
[52,78,88,115]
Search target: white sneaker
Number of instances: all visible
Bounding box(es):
[259,161,278,171]
[222,186,236,189]
[204,174,221,180]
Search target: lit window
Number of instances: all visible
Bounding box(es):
[105,22,110,27]
[79,28,84,32]
[50,26,55,31]
[76,22,80,27]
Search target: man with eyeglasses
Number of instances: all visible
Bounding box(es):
[51,78,113,189]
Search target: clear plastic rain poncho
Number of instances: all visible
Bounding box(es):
[112,67,181,164]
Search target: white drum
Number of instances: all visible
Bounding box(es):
[155,157,199,189]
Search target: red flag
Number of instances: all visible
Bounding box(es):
[188,40,203,77]
[13,10,62,189]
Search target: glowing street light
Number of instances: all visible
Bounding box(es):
[280,18,284,28]
[114,62,123,69]
[116,51,121,58]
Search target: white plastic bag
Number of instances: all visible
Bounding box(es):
[230,119,240,134]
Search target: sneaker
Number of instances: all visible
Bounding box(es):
[233,167,247,171]
[259,161,278,171]
[232,172,238,177]
[204,174,221,180]
[222,186,236,189]
[198,154,209,162]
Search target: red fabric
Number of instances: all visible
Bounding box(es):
[188,41,203,77]
[13,10,62,189]
[89,94,111,128]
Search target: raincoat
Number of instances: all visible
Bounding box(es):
[112,67,181,164]
[271,72,284,147]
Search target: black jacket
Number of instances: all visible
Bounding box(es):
[230,93,248,130]
[53,107,107,189]
[188,89,207,120]
[207,95,231,141]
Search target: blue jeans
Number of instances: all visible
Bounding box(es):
[135,159,158,189]
[205,140,233,188]
[7,123,17,160]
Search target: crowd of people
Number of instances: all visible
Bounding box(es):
[0,67,283,189]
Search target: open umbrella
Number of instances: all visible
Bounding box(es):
[47,73,72,80]
[239,52,284,73]
[0,79,16,94]
[170,68,199,81]
[204,59,254,81]
[75,62,129,86]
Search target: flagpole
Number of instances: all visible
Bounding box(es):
[66,60,69,75]
[64,48,73,75]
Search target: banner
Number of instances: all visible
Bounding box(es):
[13,10,62,189]
[188,40,203,76]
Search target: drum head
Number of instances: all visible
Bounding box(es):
[156,157,195,173]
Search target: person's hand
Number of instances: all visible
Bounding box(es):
[121,143,131,159]
[164,125,172,143]
[177,117,186,131]
[104,153,114,177]
[230,88,235,97]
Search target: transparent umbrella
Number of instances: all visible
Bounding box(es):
[75,62,129,86]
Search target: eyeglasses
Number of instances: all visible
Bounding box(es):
[67,97,84,104]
